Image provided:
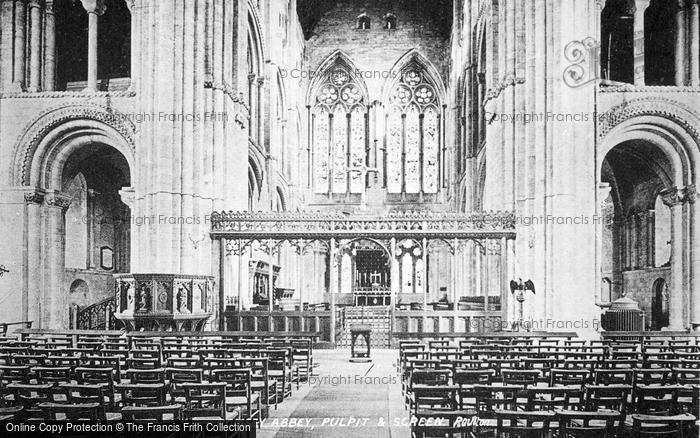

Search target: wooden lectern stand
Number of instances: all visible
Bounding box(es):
[350,324,372,363]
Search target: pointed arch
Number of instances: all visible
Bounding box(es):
[246,0,267,69]
[306,50,369,107]
[381,49,446,105]
[383,50,445,195]
[308,51,370,195]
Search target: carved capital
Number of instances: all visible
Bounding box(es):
[119,187,135,210]
[28,0,41,9]
[24,190,44,204]
[660,187,687,207]
[44,192,72,210]
[683,185,697,204]
[80,0,107,15]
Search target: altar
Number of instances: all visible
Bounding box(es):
[353,287,391,306]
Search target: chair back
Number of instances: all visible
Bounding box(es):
[121,404,182,422]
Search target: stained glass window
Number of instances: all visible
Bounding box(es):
[312,64,368,195]
[387,67,441,194]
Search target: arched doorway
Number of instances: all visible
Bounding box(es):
[600,140,673,313]
[15,111,135,329]
[63,144,131,274]
[651,278,669,330]
[337,239,392,306]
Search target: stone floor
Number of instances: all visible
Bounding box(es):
[258,349,411,437]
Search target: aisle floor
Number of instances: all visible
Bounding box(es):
[258,349,411,438]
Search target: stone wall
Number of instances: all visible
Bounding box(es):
[305,0,450,99]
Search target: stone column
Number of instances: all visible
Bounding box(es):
[676,0,688,86]
[634,0,650,86]
[690,0,700,86]
[329,238,337,344]
[13,0,27,90]
[685,185,700,330]
[0,0,13,88]
[24,190,44,326]
[661,188,687,330]
[27,0,41,91]
[80,0,107,92]
[43,0,56,91]
[43,192,71,329]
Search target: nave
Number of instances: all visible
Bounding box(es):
[1,329,698,437]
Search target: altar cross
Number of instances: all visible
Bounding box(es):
[348,163,380,210]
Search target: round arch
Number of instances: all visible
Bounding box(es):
[10,104,136,187]
[598,100,700,187]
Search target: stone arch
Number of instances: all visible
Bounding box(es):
[306,50,369,107]
[381,49,446,105]
[10,104,136,187]
[598,100,700,187]
[247,0,267,68]
[69,279,90,306]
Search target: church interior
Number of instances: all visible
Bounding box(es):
[0,0,699,436]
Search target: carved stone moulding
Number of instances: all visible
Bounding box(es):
[113,273,214,332]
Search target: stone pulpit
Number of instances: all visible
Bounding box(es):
[114,274,215,331]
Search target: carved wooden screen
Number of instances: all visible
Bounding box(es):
[387,68,440,194]
[312,66,368,194]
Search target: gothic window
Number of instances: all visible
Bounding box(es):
[312,64,368,194]
[357,14,371,29]
[384,14,397,29]
[386,68,441,194]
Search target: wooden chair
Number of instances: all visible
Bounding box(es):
[181,382,238,420]
[59,383,111,420]
[502,369,541,388]
[594,368,634,385]
[36,402,101,422]
[494,409,555,438]
[633,384,682,416]
[583,384,631,413]
[165,367,203,403]
[33,366,72,384]
[115,383,167,406]
[5,383,56,414]
[0,365,30,384]
[233,358,277,411]
[74,366,116,407]
[634,368,674,386]
[126,356,161,370]
[454,369,494,411]
[557,409,621,438]
[266,349,294,401]
[525,386,581,411]
[473,385,521,419]
[551,368,591,387]
[80,355,122,382]
[166,356,201,369]
[673,368,700,413]
[212,368,260,421]
[630,413,696,437]
[121,404,182,422]
[126,368,165,384]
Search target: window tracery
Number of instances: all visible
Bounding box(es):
[386,67,441,194]
[312,63,368,195]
